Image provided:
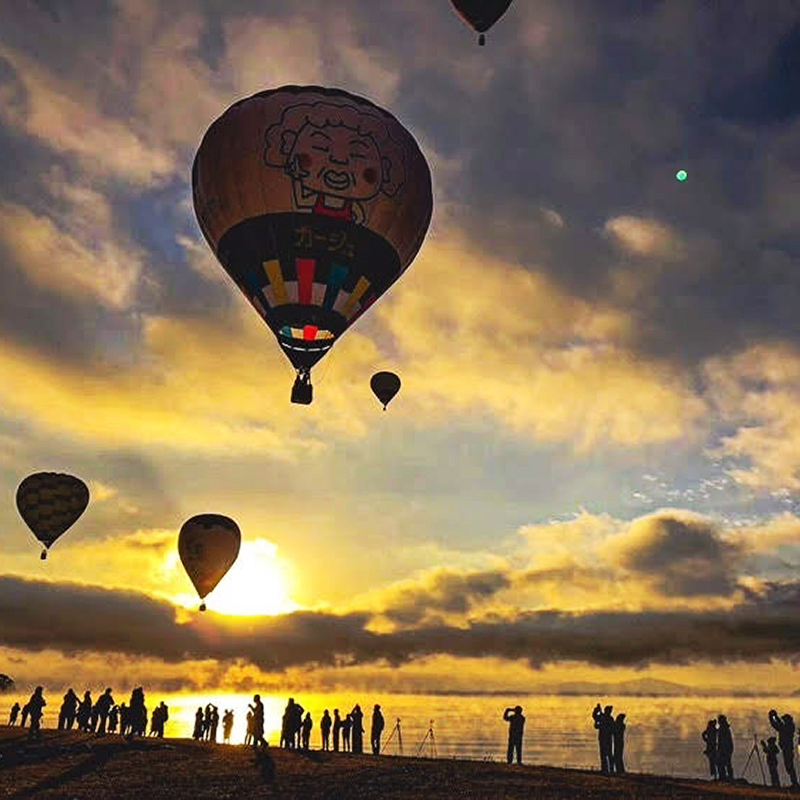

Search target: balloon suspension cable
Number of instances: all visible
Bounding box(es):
[291,367,313,405]
[40,549,47,561]
[199,602,207,612]
[479,33,486,45]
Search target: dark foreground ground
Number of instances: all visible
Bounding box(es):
[0,728,792,799]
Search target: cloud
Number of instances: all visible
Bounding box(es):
[375,234,706,449]
[705,344,800,490]
[0,44,175,185]
[3,573,800,673]
[604,216,685,261]
[0,184,144,310]
[604,509,742,597]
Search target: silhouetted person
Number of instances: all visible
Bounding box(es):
[90,697,99,732]
[9,702,20,726]
[27,686,46,740]
[193,707,204,740]
[127,687,147,739]
[716,715,733,781]
[292,700,305,748]
[762,737,781,788]
[20,703,29,727]
[245,710,253,745]
[96,688,114,736]
[503,706,525,765]
[211,706,219,743]
[282,698,298,748]
[158,702,168,737]
[119,703,129,736]
[223,709,233,744]
[108,705,119,734]
[701,719,717,780]
[321,709,332,751]
[371,704,385,755]
[77,691,92,731]
[250,694,266,748]
[769,709,798,786]
[59,689,78,730]
[342,713,352,752]
[351,704,364,754]
[204,704,213,741]
[332,709,342,752]
[592,703,614,774]
[613,713,626,774]
[301,712,312,750]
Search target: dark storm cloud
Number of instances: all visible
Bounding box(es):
[3,573,800,674]
[381,569,511,624]
[609,511,743,597]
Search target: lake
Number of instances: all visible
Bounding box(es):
[1,691,791,781]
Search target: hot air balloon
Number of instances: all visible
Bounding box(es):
[371,371,401,410]
[16,472,89,559]
[178,514,241,611]
[193,86,433,405]
[450,0,513,45]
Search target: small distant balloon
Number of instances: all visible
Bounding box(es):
[371,371,401,410]
[450,0,514,45]
[676,169,688,182]
[178,514,241,611]
[16,472,89,559]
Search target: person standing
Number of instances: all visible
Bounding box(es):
[223,709,233,744]
[371,705,385,755]
[77,691,92,732]
[332,709,342,752]
[27,686,46,741]
[716,715,734,781]
[20,702,30,728]
[9,702,20,726]
[503,706,525,765]
[321,709,332,751]
[351,704,364,754]
[59,689,78,730]
[592,704,614,774]
[95,688,114,736]
[342,713,352,752]
[769,709,798,786]
[612,713,626,774]
[701,719,717,780]
[250,694,266,749]
[762,737,781,788]
[108,705,119,734]
[301,712,313,750]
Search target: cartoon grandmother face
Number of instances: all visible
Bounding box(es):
[286,121,388,202]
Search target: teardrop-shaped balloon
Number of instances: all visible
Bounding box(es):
[451,0,513,44]
[371,371,401,410]
[192,86,432,404]
[16,472,89,559]
[178,514,241,610]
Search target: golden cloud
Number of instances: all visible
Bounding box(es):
[374,234,706,449]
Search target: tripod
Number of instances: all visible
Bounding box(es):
[383,717,403,755]
[740,733,767,786]
[416,719,437,758]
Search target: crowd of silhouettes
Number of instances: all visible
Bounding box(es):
[592,703,626,774]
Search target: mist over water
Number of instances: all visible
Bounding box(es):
[1,692,787,780]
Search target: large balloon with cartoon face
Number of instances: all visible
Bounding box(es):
[192,86,433,404]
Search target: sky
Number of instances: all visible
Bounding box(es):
[2,0,800,696]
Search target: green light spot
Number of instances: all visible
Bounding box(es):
[676,170,688,182]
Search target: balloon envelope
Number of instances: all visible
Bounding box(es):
[371,371,401,409]
[178,514,241,602]
[16,473,89,553]
[451,0,513,37]
[192,86,432,398]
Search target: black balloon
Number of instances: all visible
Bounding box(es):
[371,371,401,410]
[450,0,513,44]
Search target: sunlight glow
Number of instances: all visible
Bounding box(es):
[172,538,298,616]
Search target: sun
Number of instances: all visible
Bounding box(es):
[175,538,298,616]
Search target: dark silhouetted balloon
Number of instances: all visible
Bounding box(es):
[178,514,241,611]
[193,86,432,405]
[451,0,513,44]
[16,472,89,559]
[371,371,401,410]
